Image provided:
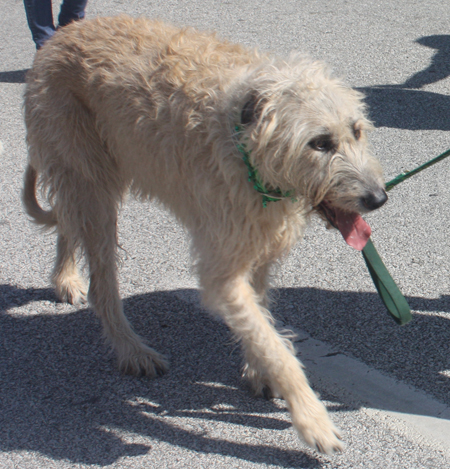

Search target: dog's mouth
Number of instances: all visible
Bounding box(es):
[317,201,371,251]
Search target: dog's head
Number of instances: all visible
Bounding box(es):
[238,57,387,247]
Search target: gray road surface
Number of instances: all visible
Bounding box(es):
[1,1,449,468]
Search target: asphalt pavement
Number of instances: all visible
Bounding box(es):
[1,1,449,468]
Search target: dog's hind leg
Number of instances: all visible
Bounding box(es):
[52,168,168,377]
[79,186,168,377]
[51,233,87,305]
[25,77,168,376]
[201,270,342,454]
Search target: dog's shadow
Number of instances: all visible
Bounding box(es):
[0,285,325,468]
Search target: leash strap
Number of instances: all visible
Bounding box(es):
[385,148,450,192]
[363,146,450,325]
[362,239,412,324]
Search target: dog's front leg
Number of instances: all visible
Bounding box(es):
[202,275,343,454]
[249,262,272,308]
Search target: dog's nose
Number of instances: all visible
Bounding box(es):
[361,189,388,211]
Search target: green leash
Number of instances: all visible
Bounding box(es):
[361,239,411,325]
[385,148,450,191]
[362,147,450,325]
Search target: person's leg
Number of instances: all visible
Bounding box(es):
[58,0,88,27]
[23,0,55,49]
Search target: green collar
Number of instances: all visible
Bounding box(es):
[234,125,296,207]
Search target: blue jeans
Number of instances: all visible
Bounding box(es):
[23,0,88,49]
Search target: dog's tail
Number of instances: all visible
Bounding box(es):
[22,164,57,228]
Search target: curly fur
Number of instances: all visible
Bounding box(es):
[22,15,387,454]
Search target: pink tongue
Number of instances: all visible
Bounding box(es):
[334,208,371,251]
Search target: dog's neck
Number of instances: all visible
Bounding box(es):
[234,123,296,207]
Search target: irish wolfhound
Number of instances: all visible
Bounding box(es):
[23,15,387,453]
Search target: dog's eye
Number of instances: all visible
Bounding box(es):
[353,128,361,140]
[309,135,335,153]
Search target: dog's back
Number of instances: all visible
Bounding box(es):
[24,15,266,223]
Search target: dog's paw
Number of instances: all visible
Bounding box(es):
[55,276,88,305]
[300,416,343,455]
[118,346,169,378]
[290,400,343,455]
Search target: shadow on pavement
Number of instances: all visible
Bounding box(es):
[359,85,450,131]
[358,35,450,131]
[0,69,29,84]
[0,285,322,468]
[403,35,450,89]
[1,284,449,466]
[272,286,450,405]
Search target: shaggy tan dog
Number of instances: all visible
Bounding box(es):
[23,15,387,454]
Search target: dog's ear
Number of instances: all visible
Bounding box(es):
[241,92,263,126]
